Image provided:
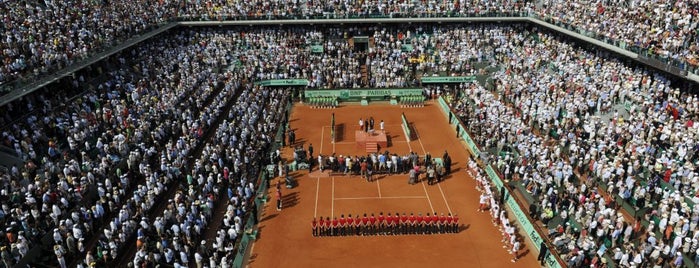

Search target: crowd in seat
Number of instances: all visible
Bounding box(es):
[450,25,699,267]
[189,85,288,268]
[0,28,261,267]
[533,0,699,73]
[0,0,177,88]
[2,0,698,92]
[1,16,699,267]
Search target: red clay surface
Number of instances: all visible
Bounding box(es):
[247,101,539,268]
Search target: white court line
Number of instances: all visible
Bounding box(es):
[415,124,454,215]
[421,182,435,212]
[320,126,325,154]
[331,177,335,219]
[314,177,320,218]
[376,178,382,198]
[404,127,413,151]
[334,196,427,200]
[321,124,403,128]
[437,184,453,214]
[414,125,428,154]
[333,140,407,145]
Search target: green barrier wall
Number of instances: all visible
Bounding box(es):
[255,79,309,86]
[401,113,411,140]
[304,88,423,101]
[233,169,270,268]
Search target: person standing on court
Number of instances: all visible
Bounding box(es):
[510,238,521,262]
[478,192,490,212]
[276,186,283,211]
[369,117,375,132]
[312,218,318,237]
[288,129,295,147]
[359,118,364,131]
[408,168,416,185]
[537,241,548,265]
[451,214,459,233]
[443,150,452,174]
[308,143,314,159]
[360,160,368,180]
[318,154,324,172]
[380,120,385,132]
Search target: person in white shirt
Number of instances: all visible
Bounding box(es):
[478,192,490,212]
[510,239,521,262]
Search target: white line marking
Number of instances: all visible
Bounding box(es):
[415,127,428,154]
[314,177,320,218]
[320,126,324,154]
[331,176,335,219]
[321,124,403,128]
[414,124,453,215]
[437,184,453,214]
[333,140,407,145]
[376,178,382,198]
[404,126,413,151]
[421,182,435,212]
[334,196,427,200]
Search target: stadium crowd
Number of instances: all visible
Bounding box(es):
[0,27,291,268]
[0,3,698,266]
[451,26,699,267]
[0,0,528,88]
[533,0,699,72]
[0,0,177,86]
[10,0,699,92]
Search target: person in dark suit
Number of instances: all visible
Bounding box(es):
[308,143,314,158]
[443,150,452,174]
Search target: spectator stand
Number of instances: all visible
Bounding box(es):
[232,90,294,268]
[436,95,567,268]
[442,25,699,265]
[451,69,625,264]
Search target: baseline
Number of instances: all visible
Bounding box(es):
[334,196,427,200]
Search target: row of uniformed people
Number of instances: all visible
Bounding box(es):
[311,212,460,236]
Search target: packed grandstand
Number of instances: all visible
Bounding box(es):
[1,1,699,268]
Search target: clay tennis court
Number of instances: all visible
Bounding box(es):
[246,101,539,268]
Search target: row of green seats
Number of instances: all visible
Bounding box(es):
[400,95,424,105]
[307,97,338,108]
